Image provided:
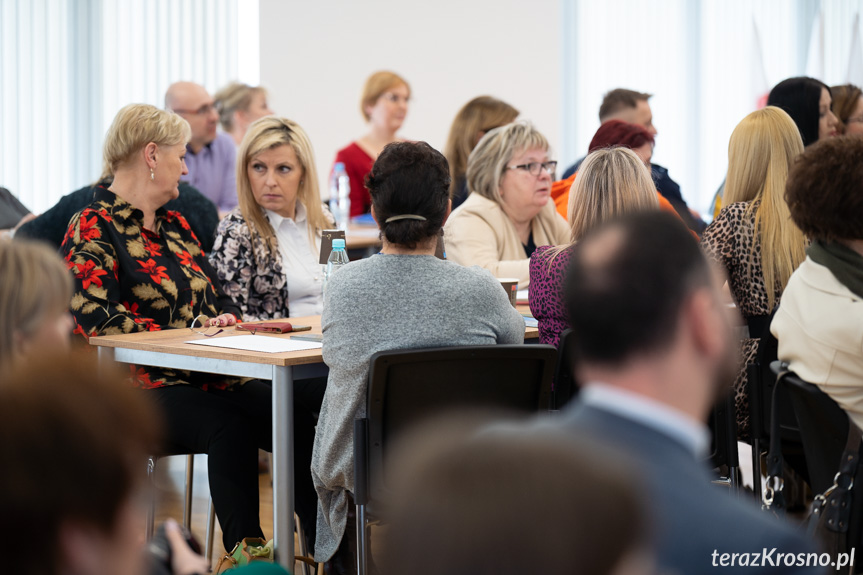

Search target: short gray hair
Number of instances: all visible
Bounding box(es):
[465,120,549,205]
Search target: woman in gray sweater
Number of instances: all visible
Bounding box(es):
[311,141,525,571]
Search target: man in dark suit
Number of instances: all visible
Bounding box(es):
[558,211,825,574]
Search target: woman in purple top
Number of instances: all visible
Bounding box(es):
[529,148,658,347]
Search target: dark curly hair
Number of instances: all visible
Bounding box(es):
[785,135,863,242]
[365,141,451,249]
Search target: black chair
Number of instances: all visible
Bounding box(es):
[552,329,578,409]
[769,364,863,570]
[746,311,805,499]
[353,344,558,575]
[773,363,856,495]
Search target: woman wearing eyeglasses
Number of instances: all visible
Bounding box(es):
[61,103,272,554]
[332,70,410,218]
[444,121,569,289]
[830,84,863,135]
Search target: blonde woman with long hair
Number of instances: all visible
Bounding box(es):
[528,147,659,347]
[209,116,334,552]
[211,116,334,320]
[701,106,806,440]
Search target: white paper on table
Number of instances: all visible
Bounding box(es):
[523,316,538,328]
[185,335,322,353]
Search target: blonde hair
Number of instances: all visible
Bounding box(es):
[444,96,519,200]
[236,116,330,256]
[466,120,549,205]
[724,106,806,309]
[214,82,268,132]
[101,104,191,179]
[0,240,73,367]
[361,71,410,121]
[544,148,658,265]
[567,147,659,242]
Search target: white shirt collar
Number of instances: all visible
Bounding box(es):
[266,201,306,229]
[579,383,711,457]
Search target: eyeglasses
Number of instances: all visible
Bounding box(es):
[848,116,863,124]
[190,314,223,337]
[173,103,216,117]
[506,161,557,177]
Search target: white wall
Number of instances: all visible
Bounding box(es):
[259,0,561,200]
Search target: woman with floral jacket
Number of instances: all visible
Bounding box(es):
[61,104,272,552]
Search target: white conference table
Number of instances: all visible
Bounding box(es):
[90,309,538,569]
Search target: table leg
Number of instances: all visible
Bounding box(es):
[97,346,115,375]
[272,365,295,570]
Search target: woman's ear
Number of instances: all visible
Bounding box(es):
[144,142,158,169]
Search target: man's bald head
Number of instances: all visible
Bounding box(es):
[564,211,712,366]
[165,82,205,110]
[165,82,218,152]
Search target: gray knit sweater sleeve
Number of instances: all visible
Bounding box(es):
[310,254,524,560]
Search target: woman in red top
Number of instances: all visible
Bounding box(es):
[333,71,410,217]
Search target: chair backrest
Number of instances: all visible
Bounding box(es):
[779,369,863,561]
[749,314,800,445]
[363,344,557,500]
[781,370,852,495]
[552,329,577,409]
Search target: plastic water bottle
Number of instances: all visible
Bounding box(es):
[329,163,351,230]
[323,238,350,295]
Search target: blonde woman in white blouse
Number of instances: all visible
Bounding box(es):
[211,116,334,320]
[209,116,334,552]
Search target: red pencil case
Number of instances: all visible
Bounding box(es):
[236,321,311,334]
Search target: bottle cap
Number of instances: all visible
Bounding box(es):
[333,238,346,249]
[334,162,346,171]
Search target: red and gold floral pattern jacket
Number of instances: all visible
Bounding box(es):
[61,186,241,389]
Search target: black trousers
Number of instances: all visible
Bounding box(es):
[150,377,324,551]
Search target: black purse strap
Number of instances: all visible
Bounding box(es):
[807,421,863,537]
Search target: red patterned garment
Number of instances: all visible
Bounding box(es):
[61,186,242,389]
